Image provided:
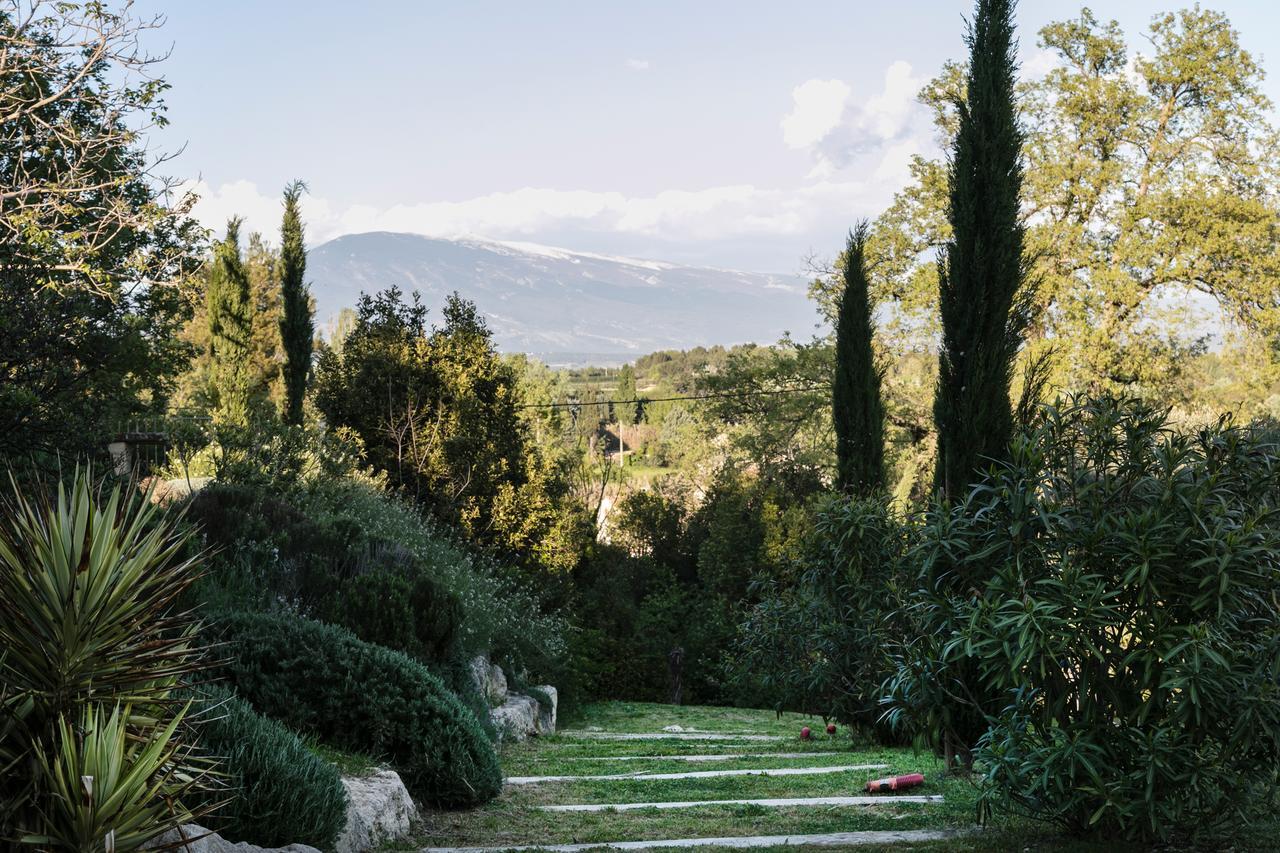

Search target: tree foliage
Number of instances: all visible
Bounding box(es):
[832,222,886,495]
[870,5,1280,407]
[0,1,201,468]
[933,0,1031,500]
[279,181,313,425]
[0,1,197,295]
[313,288,585,578]
[207,219,255,427]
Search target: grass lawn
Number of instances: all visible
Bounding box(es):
[388,701,1277,852]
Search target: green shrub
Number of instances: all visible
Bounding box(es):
[0,471,209,848]
[190,687,347,848]
[730,493,911,739]
[207,609,502,807]
[320,568,461,665]
[186,478,566,679]
[886,396,1280,841]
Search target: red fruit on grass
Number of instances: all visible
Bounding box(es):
[826,724,837,735]
[800,726,812,740]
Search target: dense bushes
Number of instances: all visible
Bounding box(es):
[191,687,347,847]
[885,397,1280,840]
[186,477,567,683]
[574,471,814,704]
[730,494,911,737]
[207,609,503,807]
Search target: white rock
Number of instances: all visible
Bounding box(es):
[490,694,540,742]
[334,769,417,853]
[533,685,557,734]
[468,654,508,707]
[146,825,319,853]
[491,687,558,742]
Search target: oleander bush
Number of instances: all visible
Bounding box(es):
[190,686,348,848]
[207,609,502,807]
[885,396,1280,841]
[730,493,913,740]
[0,471,210,849]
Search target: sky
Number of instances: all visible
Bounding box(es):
[136,0,1280,273]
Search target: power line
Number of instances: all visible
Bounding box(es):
[517,385,830,410]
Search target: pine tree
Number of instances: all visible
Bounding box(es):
[208,218,254,426]
[832,221,885,495]
[279,181,314,424]
[933,0,1031,501]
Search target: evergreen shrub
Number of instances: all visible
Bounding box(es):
[207,609,502,807]
[191,686,347,847]
[887,396,1280,840]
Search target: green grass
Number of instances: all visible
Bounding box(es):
[392,701,1280,852]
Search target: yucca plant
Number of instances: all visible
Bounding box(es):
[0,469,211,849]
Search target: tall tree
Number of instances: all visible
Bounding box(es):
[279,181,314,424]
[0,2,201,469]
[832,222,885,495]
[208,219,254,427]
[933,0,1031,501]
[863,7,1280,413]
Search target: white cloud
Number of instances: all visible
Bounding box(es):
[782,61,935,181]
[184,177,899,252]
[626,58,651,71]
[781,79,851,149]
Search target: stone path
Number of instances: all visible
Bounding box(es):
[422,829,962,851]
[539,794,945,812]
[558,731,785,742]
[505,764,889,784]
[538,751,838,763]
[430,708,957,850]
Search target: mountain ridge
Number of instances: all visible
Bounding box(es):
[305,232,819,356]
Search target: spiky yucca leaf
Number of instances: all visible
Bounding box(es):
[0,469,211,848]
[21,703,203,852]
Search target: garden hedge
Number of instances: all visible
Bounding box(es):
[206,610,502,807]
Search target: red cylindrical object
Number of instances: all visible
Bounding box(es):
[865,773,925,793]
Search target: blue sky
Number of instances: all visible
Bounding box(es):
[138,1,1280,271]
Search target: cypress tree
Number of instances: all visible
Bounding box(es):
[832,221,885,495]
[933,0,1031,501]
[279,181,314,424]
[208,217,254,426]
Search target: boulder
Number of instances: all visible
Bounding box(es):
[468,654,508,707]
[334,769,416,853]
[534,685,558,734]
[146,825,319,853]
[491,687,558,741]
[490,693,539,742]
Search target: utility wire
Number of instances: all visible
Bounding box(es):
[516,384,830,410]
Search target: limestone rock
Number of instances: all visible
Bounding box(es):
[145,825,319,853]
[534,685,558,734]
[491,687,558,741]
[334,769,416,853]
[490,693,540,741]
[468,654,508,707]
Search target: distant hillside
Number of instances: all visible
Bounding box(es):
[305,232,819,355]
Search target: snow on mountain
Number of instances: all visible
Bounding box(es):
[306,232,819,357]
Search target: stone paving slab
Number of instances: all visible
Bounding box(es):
[506,764,890,784]
[538,794,944,812]
[421,828,962,851]
[558,732,785,742]
[538,752,850,763]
